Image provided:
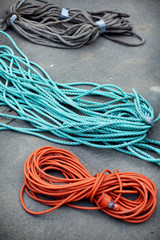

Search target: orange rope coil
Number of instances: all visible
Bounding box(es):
[20,146,157,223]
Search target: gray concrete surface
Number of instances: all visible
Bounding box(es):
[0,0,160,239]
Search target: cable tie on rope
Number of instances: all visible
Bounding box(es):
[96,19,106,34]
[9,14,17,25]
[17,0,26,8]
[60,8,69,19]
[9,0,26,26]
[144,116,154,126]
[2,1,145,47]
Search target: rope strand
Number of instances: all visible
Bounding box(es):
[20,146,157,223]
[0,0,144,48]
[0,31,160,165]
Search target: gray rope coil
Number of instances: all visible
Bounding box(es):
[0,0,144,48]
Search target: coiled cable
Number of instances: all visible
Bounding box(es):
[20,146,157,223]
[0,31,160,165]
[0,0,144,48]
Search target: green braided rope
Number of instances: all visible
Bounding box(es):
[0,31,159,165]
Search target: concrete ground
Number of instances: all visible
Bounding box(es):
[0,0,160,239]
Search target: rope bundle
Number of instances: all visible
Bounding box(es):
[0,31,160,165]
[20,146,157,223]
[0,0,144,48]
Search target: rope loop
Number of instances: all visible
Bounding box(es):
[87,169,110,203]
[20,146,157,223]
[0,31,159,165]
[0,0,145,48]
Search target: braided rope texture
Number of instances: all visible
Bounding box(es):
[0,31,160,165]
[0,0,144,48]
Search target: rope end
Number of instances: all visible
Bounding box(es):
[97,193,120,211]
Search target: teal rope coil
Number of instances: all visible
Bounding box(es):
[0,31,160,165]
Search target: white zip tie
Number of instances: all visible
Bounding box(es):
[144,116,154,126]
[9,0,26,25]
[60,8,69,19]
[9,14,17,25]
[96,19,106,34]
[17,0,26,8]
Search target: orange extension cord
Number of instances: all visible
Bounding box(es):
[20,146,157,223]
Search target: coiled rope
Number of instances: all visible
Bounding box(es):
[0,0,144,48]
[0,31,160,165]
[20,146,157,223]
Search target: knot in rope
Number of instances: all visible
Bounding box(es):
[20,146,157,223]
